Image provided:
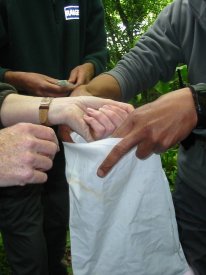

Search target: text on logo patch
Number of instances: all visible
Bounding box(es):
[64,5,79,20]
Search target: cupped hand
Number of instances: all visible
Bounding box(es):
[4,71,71,97]
[97,88,198,177]
[51,96,134,142]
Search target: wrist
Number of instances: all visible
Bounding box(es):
[4,70,16,84]
[48,97,73,126]
[4,71,28,92]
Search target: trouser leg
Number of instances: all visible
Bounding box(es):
[0,186,48,275]
[43,144,69,275]
[173,176,206,275]
[43,186,69,275]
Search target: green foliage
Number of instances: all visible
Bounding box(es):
[161,147,178,191]
[103,0,173,69]
[0,235,11,275]
[137,64,188,105]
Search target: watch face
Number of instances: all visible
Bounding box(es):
[199,93,206,110]
[190,84,206,129]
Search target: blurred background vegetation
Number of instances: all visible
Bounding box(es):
[0,0,186,273]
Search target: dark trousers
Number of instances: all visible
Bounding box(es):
[0,185,48,275]
[0,141,69,275]
[173,176,206,275]
[43,141,69,275]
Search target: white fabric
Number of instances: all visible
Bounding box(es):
[184,267,195,275]
[64,133,189,275]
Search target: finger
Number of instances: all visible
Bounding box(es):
[83,115,106,140]
[97,134,138,177]
[68,70,78,83]
[108,101,134,113]
[55,79,76,90]
[86,108,115,137]
[17,165,48,186]
[102,105,128,120]
[136,140,155,159]
[26,170,48,184]
[44,81,71,96]
[75,74,85,86]
[111,118,133,138]
[33,154,53,171]
[35,141,58,160]
[25,124,59,146]
[33,139,59,159]
[97,106,128,128]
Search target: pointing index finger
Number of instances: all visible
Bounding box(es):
[97,134,138,177]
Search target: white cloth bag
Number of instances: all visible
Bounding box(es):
[63,134,189,275]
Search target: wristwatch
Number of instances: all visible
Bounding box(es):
[188,83,206,129]
[39,97,54,126]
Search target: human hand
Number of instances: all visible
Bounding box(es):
[97,88,198,177]
[0,123,59,187]
[68,63,95,88]
[4,71,70,97]
[50,96,134,142]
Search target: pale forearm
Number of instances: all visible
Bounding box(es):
[1,94,42,126]
[0,93,133,142]
[0,94,74,127]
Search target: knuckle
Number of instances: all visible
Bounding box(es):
[47,127,56,140]
[47,143,58,157]
[112,144,126,157]
[24,137,36,150]
[23,151,36,165]
[43,158,53,170]
[20,168,35,183]
[48,159,53,170]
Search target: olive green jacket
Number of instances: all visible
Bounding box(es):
[0,0,107,82]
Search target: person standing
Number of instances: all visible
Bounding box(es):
[0,1,107,274]
[72,0,206,274]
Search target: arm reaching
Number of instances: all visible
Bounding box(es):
[4,71,71,97]
[0,94,134,141]
[70,74,122,100]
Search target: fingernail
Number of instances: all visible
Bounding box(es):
[87,108,94,113]
[97,169,105,178]
[102,105,110,109]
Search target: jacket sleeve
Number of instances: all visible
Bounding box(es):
[0,83,17,128]
[107,1,185,102]
[82,0,107,76]
[0,3,10,82]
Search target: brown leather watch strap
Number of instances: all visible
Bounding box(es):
[39,97,54,126]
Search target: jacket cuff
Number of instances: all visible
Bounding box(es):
[0,68,10,82]
[0,83,17,128]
